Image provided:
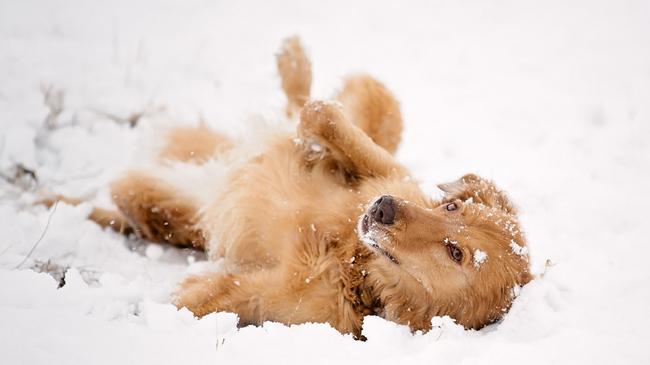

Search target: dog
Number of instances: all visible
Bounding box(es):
[46,36,532,339]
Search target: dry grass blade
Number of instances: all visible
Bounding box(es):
[14,200,59,269]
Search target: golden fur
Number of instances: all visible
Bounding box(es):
[47,37,531,339]
[158,124,232,164]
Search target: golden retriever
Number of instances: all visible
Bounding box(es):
[47,37,532,339]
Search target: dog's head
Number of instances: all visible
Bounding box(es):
[359,174,532,330]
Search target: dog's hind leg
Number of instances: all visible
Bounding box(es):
[335,75,403,154]
[158,124,233,164]
[277,36,312,118]
[109,171,206,249]
[38,173,207,249]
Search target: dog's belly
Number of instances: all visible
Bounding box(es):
[200,137,368,272]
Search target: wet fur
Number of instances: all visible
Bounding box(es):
[50,37,531,338]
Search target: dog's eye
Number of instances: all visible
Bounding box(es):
[445,202,458,212]
[448,245,463,262]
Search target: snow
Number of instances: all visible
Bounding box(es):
[473,249,487,268]
[510,239,530,257]
[1,0,650,364]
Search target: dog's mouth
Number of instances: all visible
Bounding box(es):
[360,214,370,235]
[357,214,399,264]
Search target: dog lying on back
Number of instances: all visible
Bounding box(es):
[47,37,532,338]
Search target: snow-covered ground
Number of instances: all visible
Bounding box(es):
[1,0,649,363]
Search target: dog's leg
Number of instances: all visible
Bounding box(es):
[173,269,364,336]
[173,269,281,324]
[110,171,206,249]
[336,75,403,154]
[158,124,233,164]
[299,100,408,179]
[39,173,206,249]
[277,36,312,117]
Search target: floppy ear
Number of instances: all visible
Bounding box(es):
[438,173,517,214]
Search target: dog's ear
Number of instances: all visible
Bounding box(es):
[438,173,517,214]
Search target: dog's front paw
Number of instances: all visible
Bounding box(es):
[173,272,232,318]
[298,100,345,142]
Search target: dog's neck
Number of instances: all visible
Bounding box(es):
[353,250,439,333]
[335,230,439,336]
[337,241,384,317]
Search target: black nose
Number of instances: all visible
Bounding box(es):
[371,195,396,225]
